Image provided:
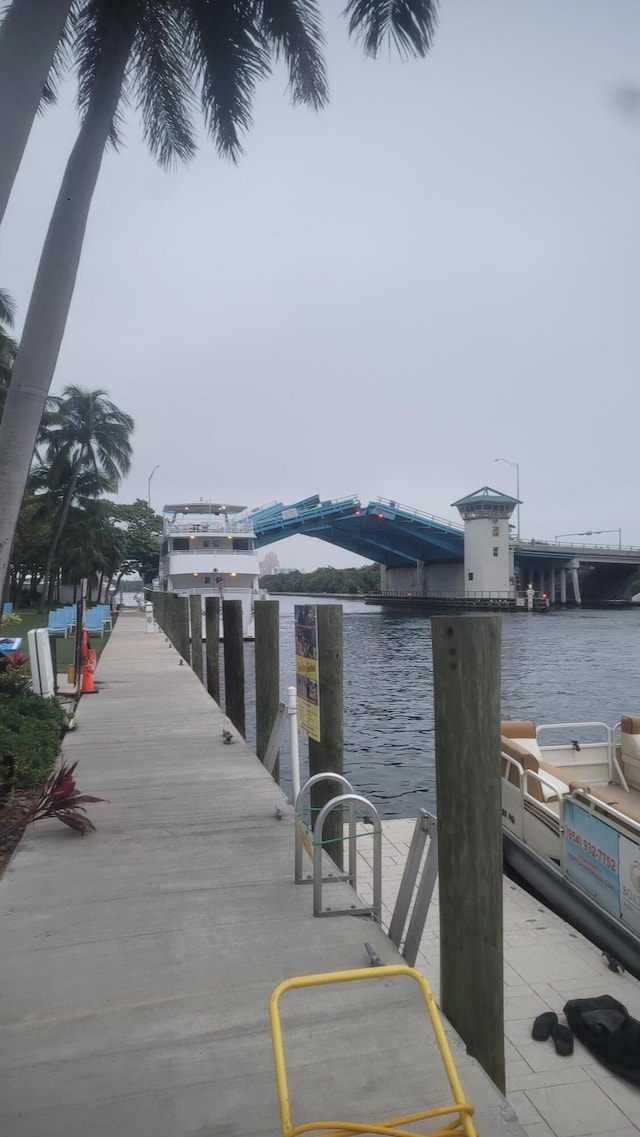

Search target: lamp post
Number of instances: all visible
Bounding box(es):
[494,457,520,539]
[147,464,159,507]
[555,529,622,548]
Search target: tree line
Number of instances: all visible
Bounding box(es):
[261,563,380,595]
[0,2,436,602]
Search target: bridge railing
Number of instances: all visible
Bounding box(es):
[513,539,640,554]
[374,497,464,533]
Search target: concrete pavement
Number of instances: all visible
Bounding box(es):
[0,611,526,1137]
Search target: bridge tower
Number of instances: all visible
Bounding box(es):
[451,487,520,599]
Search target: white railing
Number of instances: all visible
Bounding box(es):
[164,520,256,536]
[168,547,257,556]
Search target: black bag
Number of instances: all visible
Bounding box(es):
[564,995,640,1085]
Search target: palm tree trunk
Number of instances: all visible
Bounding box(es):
[0,0,73,225]
[39,453,83,611]
[0,18,134,602]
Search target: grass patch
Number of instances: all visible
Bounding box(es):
[2,608,114,669]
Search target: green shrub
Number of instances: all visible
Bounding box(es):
[0,686,67,795]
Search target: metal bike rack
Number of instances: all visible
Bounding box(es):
[388,809,439,966]
[294,773,355,885]
[269,964,479,1137]
[313,793,382,920]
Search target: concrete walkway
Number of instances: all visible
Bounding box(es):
[1,612,526,1137]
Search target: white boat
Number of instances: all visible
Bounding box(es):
[158,502,262,639]
[501,716,640,976]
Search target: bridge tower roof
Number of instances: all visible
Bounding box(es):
[451,485,520,520]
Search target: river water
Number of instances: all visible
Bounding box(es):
[234,597,640,819]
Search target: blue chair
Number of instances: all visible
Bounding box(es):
[1,602,13,618]
[96,604,113,632]
[84,608,105,637]
[47,609,70,637]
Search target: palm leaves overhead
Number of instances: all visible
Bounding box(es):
[0,287,17,420]
[344,0,438,58]
[0,0,439,601]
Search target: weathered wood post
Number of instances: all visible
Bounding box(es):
[173,594,190,664]
[307,605,343,870]
[204,596,220,703]
[222,599,245,736]
[255,600,280,779]
[189,594,203,682]
[432,614,505,1092]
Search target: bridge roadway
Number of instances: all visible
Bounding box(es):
[249,495,640,570]
[0,612,526,1137]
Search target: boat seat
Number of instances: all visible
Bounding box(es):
[620,717,640,792]
[568,781,640,826]
[501,736,569,803]
[501,720,536,740]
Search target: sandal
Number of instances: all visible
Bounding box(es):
[551,1022,574,1056]
[532,1011,558,1040]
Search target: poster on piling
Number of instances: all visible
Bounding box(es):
[295,605,320,742]
[563,798,620,917]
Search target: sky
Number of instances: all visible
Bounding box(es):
[1,0,639,569]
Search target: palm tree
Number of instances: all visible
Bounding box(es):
[0,0,438,601]
[0,0,75,226]
[37,385,134,608]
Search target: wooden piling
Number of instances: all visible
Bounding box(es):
[432,614,505,1092]
[222,599,245,737]
[204,597,220,703]
[255,600,280,779]
[174,594,190,665]
[307,605,344,870]
[189,595,203,682]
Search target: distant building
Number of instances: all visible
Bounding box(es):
[260,551,280,576]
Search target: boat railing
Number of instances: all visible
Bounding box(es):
[168,547,257,556]
[562,789,640,844]
[537,721,616,782]
[502,753,559,841]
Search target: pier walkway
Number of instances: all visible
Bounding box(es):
[1,611,525,1137]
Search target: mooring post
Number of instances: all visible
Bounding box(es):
[432,614,505,1093]
[174,594,190,664]
[222,599,245,737]
[255,600,280,779]
[189,594,203,682]
[307,605,344,871]
[204,596,220,703]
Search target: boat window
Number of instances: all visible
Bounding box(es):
[468,572,474,581]
[232,539,250,551]
[173,538,189,551]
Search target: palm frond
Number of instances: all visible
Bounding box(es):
[130,1,198,168]
[182,0,272,160]
[343,0,438,59]
[75,0,141,149]
[259,0,328,109]
[0,288,16,330]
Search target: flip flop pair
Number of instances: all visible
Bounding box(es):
[532,1011,574,1056]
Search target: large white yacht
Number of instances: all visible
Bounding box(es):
[158,502,262,638]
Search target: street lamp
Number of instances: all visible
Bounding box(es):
[147,464,159,507]
[494,457,520,539]
[555,529,622,548]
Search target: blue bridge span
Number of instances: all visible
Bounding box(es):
[248,494,640,603]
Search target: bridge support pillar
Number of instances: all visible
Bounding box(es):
[550,569,556,604]
[416,560,426,595]
[570,561,582,605]
[560,569,567,604]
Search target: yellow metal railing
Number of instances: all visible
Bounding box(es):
[269,964,479,1137]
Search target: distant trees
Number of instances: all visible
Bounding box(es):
[261,563,380,595]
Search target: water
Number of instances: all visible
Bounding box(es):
[230,598,640,818]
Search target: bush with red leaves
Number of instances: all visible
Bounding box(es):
[29,761,106,835]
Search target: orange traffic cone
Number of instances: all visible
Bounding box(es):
[80,665,96,693]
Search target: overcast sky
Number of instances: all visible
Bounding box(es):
[1,0,639,569]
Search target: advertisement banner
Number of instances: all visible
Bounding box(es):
[563,798,620,917]
[619,834,640,937]
[295,605,320,743]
